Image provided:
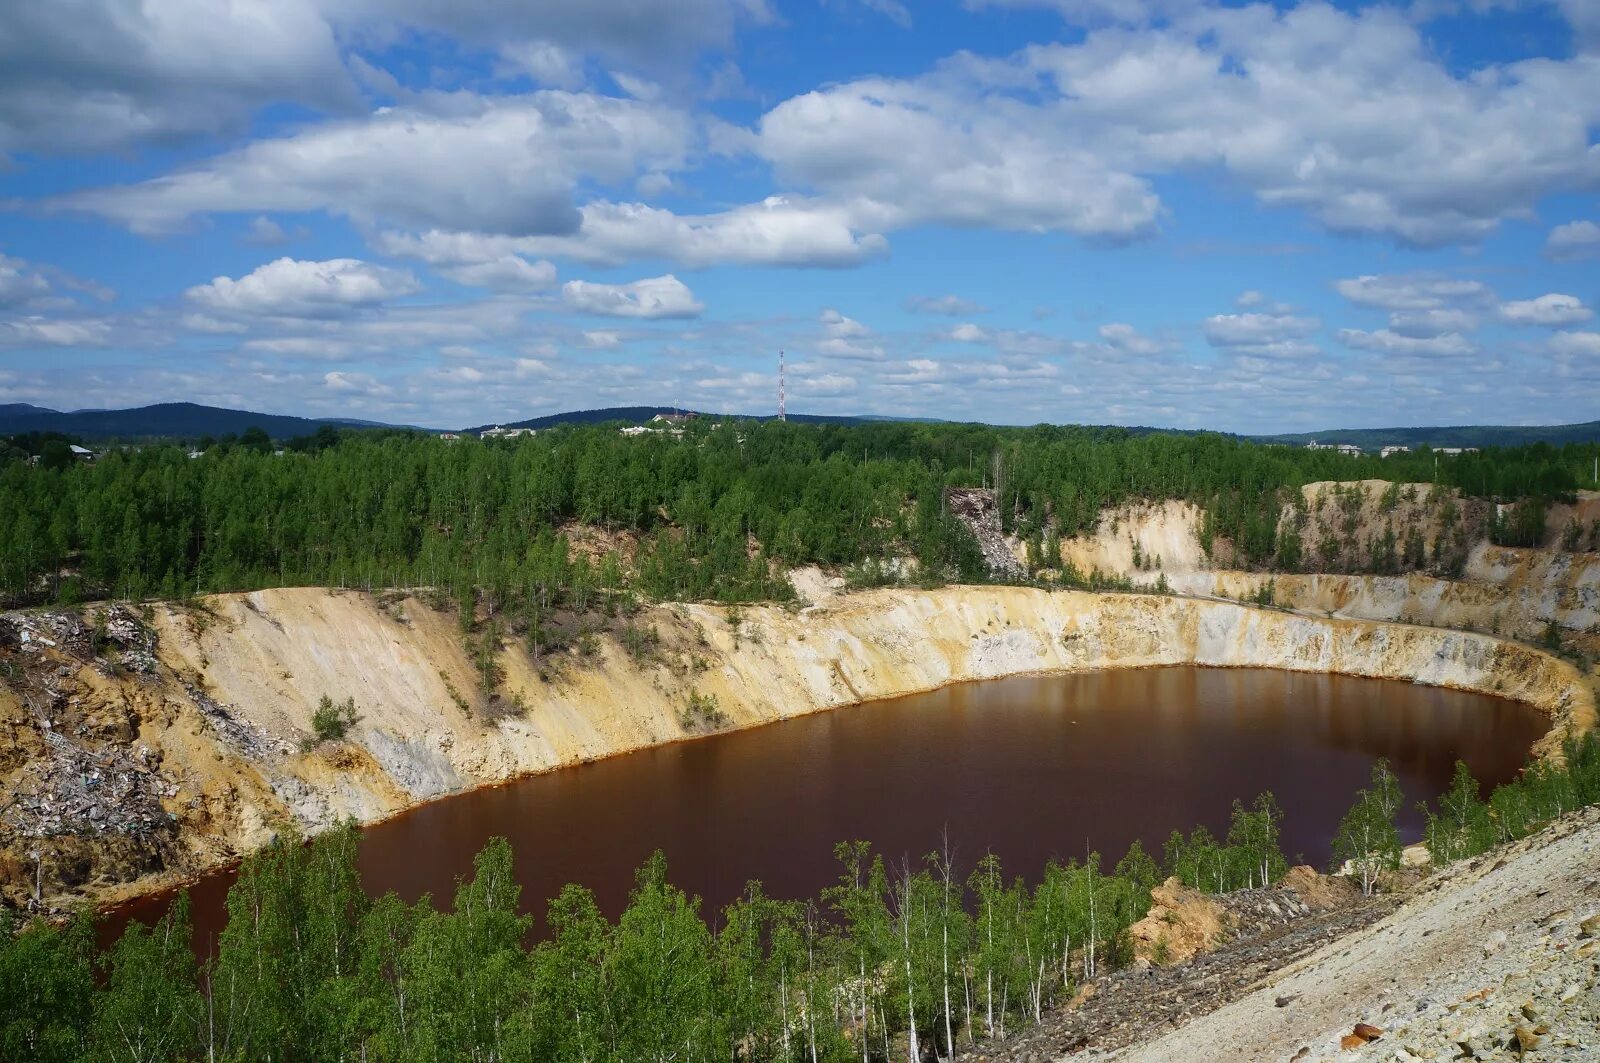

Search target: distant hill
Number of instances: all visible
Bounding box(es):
[0,402,422,441]
[1251,421,1600,449]
[0,403,59,419]
[464,406,885,433]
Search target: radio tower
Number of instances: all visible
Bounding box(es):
[778,349,786,422]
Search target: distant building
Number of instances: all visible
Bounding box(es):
[438,432,461,441]
[651,412,697,425]
[68,444,95,462]
[1435,447,1478,456]
[1306,440,1362,456]
[480,425,535,439]
[1379,445,1411,458]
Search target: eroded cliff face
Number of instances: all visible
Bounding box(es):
[1053,487,1600,653]
[1,585,1592,912]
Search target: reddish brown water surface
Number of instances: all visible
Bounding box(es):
[103,667,1548,951]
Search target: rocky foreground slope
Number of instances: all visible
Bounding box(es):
[2,584,1592,912]
[967,806,1600,1062]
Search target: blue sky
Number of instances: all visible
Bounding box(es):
[1,0,1598,432]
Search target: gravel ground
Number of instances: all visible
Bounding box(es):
[1106,806,1600,1063]
[967,807,1600,1063]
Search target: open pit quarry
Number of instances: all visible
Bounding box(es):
[1,577,1593,914]
[3,479,1599,1060]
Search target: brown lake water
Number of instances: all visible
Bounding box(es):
[103,667,1549,951]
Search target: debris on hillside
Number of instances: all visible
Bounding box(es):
[960,879,1393,1059]
[945,488,1025,579]
[1130,868,1359,966]
[1,730,175,841]
[182,680,291,761]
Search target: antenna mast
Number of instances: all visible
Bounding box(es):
[778,349,786,422]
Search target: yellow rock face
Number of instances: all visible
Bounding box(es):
[6,583,1593,908]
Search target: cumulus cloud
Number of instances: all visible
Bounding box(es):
[1097,322,1170,356]
[813,308,885,358]
[2,1,769,157]
[1545,220,1600,261]
[0,255,52,307]
[0,0,356,156]
[756,78,1161,241]
[1203,312,1319,348]
[186,258,421,318]
[55,92,691,237]
[245,217,298,246]
[1499,293,1593,327]
[1334,274,1493,311]
[1336,328,1475,357]
[820,308,870,338]
[339,0,772,78]
[948,322,989,343]
[906,294,989,316]
[749,4,1600,248]
[0,316,113,347]
[560,274,703,318]
[1550,331,1600,358]
[1386,308,1479,338]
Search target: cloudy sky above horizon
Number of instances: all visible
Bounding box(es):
[2,0,1598,432]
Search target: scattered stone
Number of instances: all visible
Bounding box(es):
[1276,994,1299,1008]
[1482,930,1508,957]
[1353,1023,1384,1040]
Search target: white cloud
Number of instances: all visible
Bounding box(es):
[948,322,990,343]
[0,255,52,307]
[821,308,870,338]
[245,217,295,246]
[1336,328,1476,357]
[484,197,890,269]
[1203,312,1319,347]
[906,294,989,316]
[1386,308,1479,338]
[1097,322,1171,355]
[756,77,1161,242]
[56,92,692,237]
[186,258,421,317]
[1499,293,1593,327]
[323,370,391,396]
[240,338,358,359]
[850,3,1600,247]
[0,316,112,347]
[1550,331,1600,358]
[0,0,355,156]
[438,257,558,292]
[1545,220,1600,261]
[341,0,773,78]
[1335,273,1493,311]
[561,274,703,318]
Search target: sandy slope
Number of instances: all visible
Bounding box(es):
[1102,806,1600,1062]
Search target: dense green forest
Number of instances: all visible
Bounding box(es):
[2,734,1594,1063]
[4,420,1597,608]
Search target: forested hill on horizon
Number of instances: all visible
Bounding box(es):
[4,400,1600,449]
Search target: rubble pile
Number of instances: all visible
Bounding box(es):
[945,487,1025,579]
[101,604,160,674]
[183,680,291,761]
[8,610,93,658]
[1,730,175,840]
